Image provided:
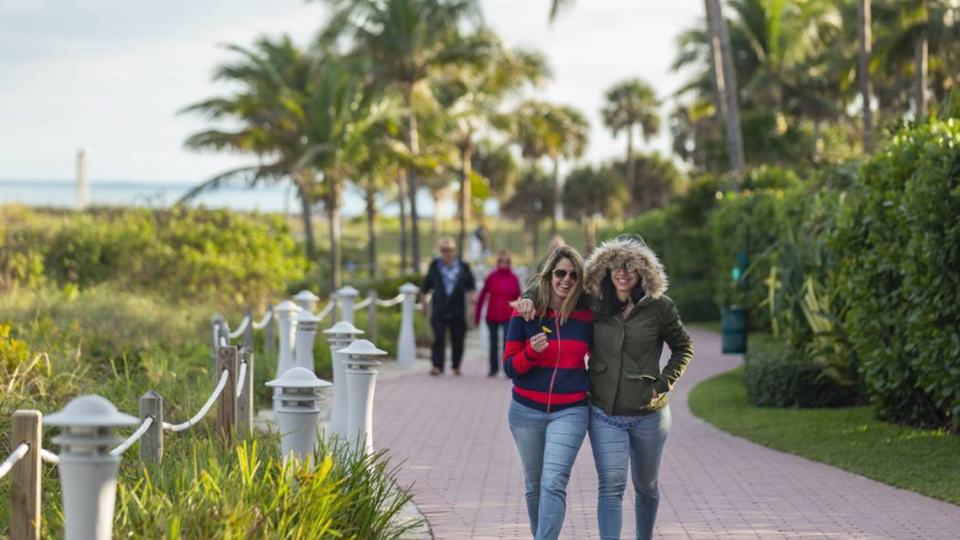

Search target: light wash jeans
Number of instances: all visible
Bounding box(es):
[589,404,671,540]
[508,399,589,540]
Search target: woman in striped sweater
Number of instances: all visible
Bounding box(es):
[503,245,592,540]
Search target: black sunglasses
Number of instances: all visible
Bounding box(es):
[552,269,578,281]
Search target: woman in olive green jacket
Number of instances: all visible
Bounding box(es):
[519,234,693,540]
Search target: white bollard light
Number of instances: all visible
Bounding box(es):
[273,300,301,411]
[265,368,331,465]
[46,396,139,540]
[337,286,360,325]
[323,321,364,440]
[397,283,420,369]
[293,289,321,314]
[294,310,322,374]
[338,339,386,455]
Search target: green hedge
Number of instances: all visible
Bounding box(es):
[0,207,305,307]
[744,334,858,408]
[831,120,960,430]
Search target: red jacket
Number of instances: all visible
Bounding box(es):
[475,267,522,324]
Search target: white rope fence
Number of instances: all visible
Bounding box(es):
[375,294,404,308]
[110,416,155,456]
[236,360,247,395]
[40,448,60,465]
[316,300,337,320]
[163,369,230,433]
[353,297,373,309]
[251,310,273,329]
[219,336,227,347]
[228,316,250,339]
[0,443,29,481]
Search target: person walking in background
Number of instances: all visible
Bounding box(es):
[518,234,693,540]
[503,245,592,540]
[422,236,476,376]
[475,249,522,377]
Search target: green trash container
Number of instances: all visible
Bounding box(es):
[721,306,748,354]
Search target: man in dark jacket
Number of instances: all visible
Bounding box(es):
[422,236,476,376]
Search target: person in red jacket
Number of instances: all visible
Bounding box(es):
[475,249,522,377]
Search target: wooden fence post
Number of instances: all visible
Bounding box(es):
[237,347,255,434]
[217,346,238,448]
[11,410,41,540]
[367,290,378,344]
[139,391,163,465]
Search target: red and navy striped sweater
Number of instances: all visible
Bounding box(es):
[503,308,592,412]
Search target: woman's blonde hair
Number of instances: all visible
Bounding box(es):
[533,245,585,325]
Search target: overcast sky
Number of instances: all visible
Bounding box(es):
[0,0,702,183]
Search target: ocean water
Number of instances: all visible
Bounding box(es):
[0,178,461,216]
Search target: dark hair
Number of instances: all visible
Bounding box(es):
[596,269,645,319]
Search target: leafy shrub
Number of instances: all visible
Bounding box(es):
[831,119,960,430]
[1,207,306,307]
[743,334,858,408]
[709,169,808,330]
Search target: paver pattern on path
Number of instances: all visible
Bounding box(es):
[374,328,960,539]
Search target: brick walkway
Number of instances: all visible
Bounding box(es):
[374,328,960,539]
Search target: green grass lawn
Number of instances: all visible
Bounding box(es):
[689,366,960,505]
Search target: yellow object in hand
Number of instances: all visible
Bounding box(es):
[541,326,552,334]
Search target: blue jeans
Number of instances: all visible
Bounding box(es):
[589,404,671,540]
[508,399,589,540]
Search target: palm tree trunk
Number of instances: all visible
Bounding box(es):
[299,190,317,263]
[327,192,342,291]
[458,143,473,258]
[705,0,746,185]
[550,157,560,238]
[586,215,597,254]
[703,0,728,122]
[405,96,423,273]
[915,29,928,118]
[858,0,874,152]
[433,191,443,246]
[625,128,636,216]
[366,190,379,280]
[397,171,409,273]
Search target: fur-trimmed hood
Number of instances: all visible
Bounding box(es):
[584,234,669,300]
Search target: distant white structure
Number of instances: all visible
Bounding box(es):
[76,149,90,210]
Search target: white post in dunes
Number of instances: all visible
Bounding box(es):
[294,310,321,374]
[273,301,301,411]
[266,367,331,465]
[339,339,386,455]
[323,321,363,440]
[76,149,90,211]
[46,396,138,540]
[397,283,420,369]
[337,286,360,325]
[293,290,320,314]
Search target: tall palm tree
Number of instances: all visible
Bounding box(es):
[511,101,588,238]
[299,55,390,290]
[179,36,320,260]
[601,79,660,216]
[321,0,491,273]
[435,41,550,254]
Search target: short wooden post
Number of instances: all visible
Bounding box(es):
[243,307,255,350]
[367,290,378,344]
[139,391,163,465]
[11,410,41,540]
[264,307,276,355]
[217,346,239,448]
[237,347,255,434]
